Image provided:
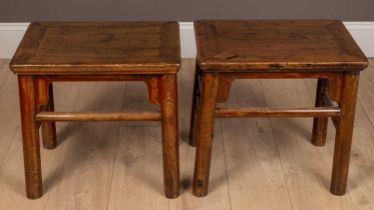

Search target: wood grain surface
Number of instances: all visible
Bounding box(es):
[195,20,368,71]
[10,22,181,74]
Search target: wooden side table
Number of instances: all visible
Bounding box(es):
[10,22,181,199]
[191,20,369,197]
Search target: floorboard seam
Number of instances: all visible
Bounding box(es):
[219,119,233,210]
[259,80,296,210]
[106,83,127,210]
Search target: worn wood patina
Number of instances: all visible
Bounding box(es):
[191,20,368,197]
[10,21,181,199]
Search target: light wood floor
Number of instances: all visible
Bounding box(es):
[0,59,373,210]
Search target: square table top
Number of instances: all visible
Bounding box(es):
[10,22,181,75]
[194,20,368,72]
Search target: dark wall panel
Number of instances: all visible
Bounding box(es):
[1,0,373,22]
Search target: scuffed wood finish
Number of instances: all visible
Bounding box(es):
[312,79,329,146]
[193,73,219,197]
[159,75,180,198]
[10,22,180,74]
[217,76,234,103]
[10,22,181,199]
[36,111,162,121]
[329,75,343,102]
[330,72,360,195]
[192,20,369,197]
[215,106,340,118]
[18,75,42,199]
[40,83,57,149]
[195,20,368,72]
[146,77,161,104]
[39,74,164,105]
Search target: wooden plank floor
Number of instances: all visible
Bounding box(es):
[0,59,373,210]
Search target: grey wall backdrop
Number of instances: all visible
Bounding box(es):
[1,0,373,22]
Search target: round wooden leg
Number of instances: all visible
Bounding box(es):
[41,83,57,149]
[312,78,329,146]
[330,73,359,195]
[193,73,219,197]
[189,64,201,147]
[19,76,43,199]
[160,75,180,198]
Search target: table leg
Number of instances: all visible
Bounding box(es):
[18,75,43,199]
[41,83,57,149]
[312,78,329,146]
[330,72,359,195]
[159,74,180,198]
[193,73,219,197]
[189,63,201,147]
